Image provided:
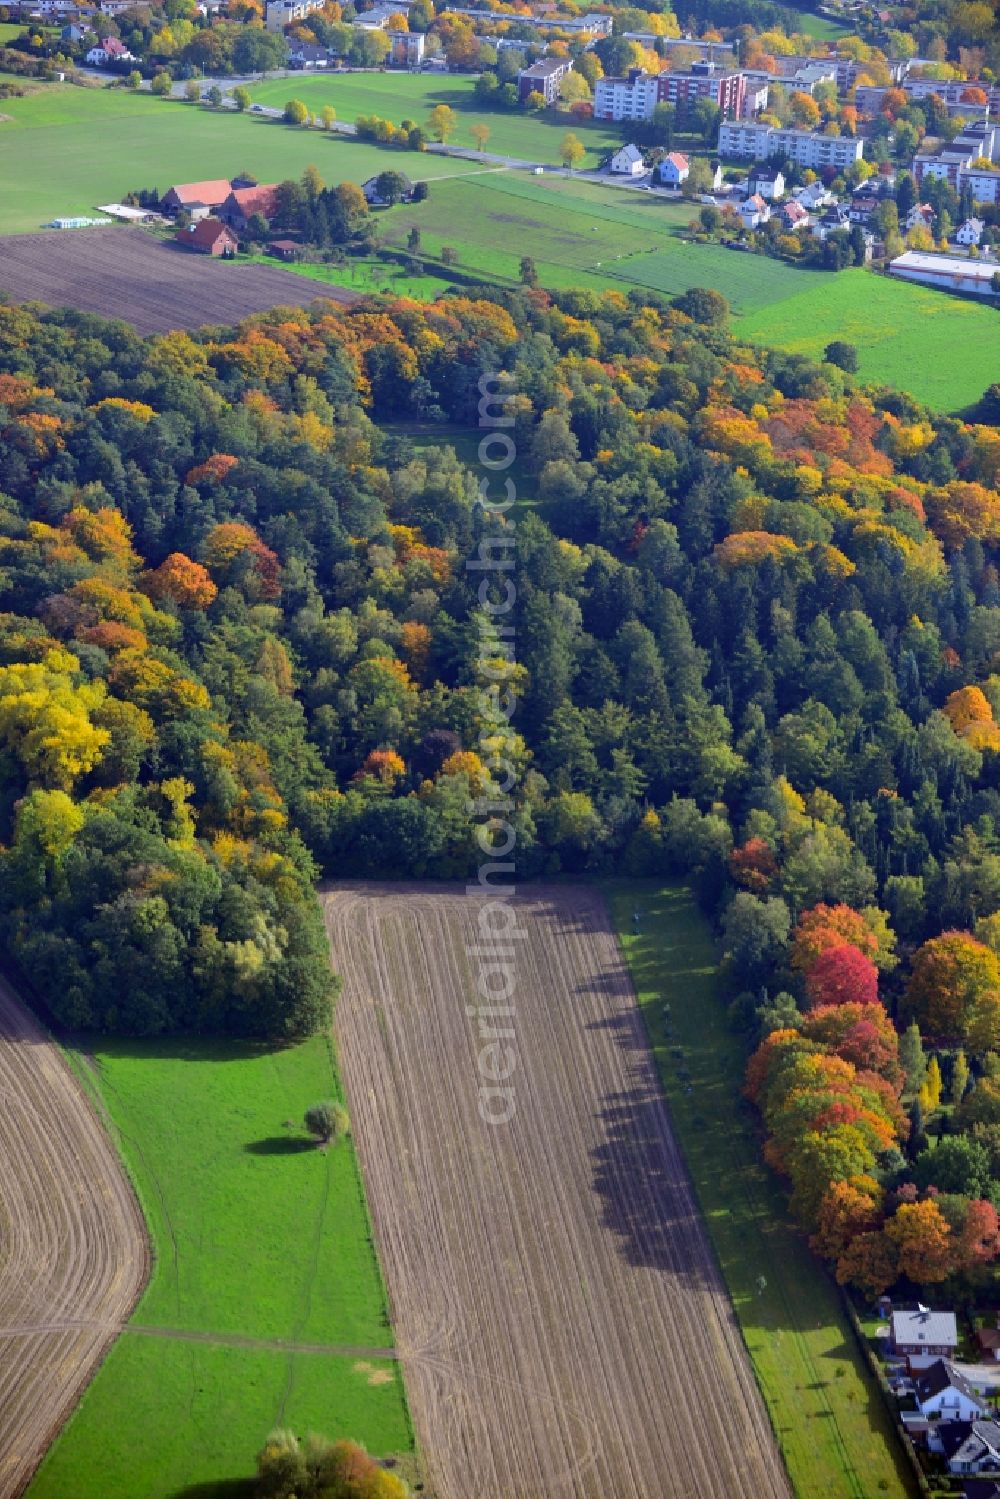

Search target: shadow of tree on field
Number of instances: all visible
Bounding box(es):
[243,1136,315,1156]
[587,1007,720,1289]
[168,1480,254,1499]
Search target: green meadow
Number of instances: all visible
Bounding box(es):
[0,84,481,231]
[372,169,822,313]
[608,882,915,1499]
[28,1035,411,1499]
[249,70,623,165]
[786,8,852,39]
[738,269,999,413]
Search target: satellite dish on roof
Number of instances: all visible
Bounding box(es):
[917,1303,929,1314]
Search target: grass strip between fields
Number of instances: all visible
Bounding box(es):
[607,880,916,1499]
[29,1034,412,1499]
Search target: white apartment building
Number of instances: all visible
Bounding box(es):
[718,121,864,170]
[594,70,659,122]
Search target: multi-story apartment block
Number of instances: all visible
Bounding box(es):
[913,122,1000,201]
[517,55,573,104]
[452,6,611,34]
[595,62,744,123]
[717,121,864,169]
[594,68,660,121]
[657,60,746,118]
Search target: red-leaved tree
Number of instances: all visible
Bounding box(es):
[804,944,880,1010]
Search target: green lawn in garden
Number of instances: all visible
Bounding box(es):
[28,1034,411,1499]
[0,84,481,232]
[737,269,999,413]
[250,70,624,165]
[607,881,916,1499]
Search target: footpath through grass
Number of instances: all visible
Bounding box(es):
[607,881,915,1499]
[29,1034,411,1499]
[250,71,623,166]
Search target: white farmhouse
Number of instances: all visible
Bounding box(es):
[610,143,645,176]
[738,192,770,228]
[954,217,985,247]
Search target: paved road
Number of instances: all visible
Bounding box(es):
[952,1360,1000,1390]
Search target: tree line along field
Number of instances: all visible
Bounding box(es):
[28,1035,411,1499]
[324,882,790,1499]
[608,884,916,1499]
[249,72,624,166]
[369,170,995,411]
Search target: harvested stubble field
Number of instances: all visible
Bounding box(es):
[0,978,147,1499]
[323,882,791,1499]
[0,227,356,334]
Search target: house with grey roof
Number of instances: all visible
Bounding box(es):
[941,1420,1000,1476]
[892,1307,959,1368]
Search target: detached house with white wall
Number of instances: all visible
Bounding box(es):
[610,143,645,176]
[915,1361,985,1431]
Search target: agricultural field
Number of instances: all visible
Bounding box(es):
[0,978,146,1499]
[0,84,482,233]
[0,227,356,332]
[376,169,822,313]
[28,1033,411,1499]
[737,269,1000,413]
[323,882,790,1499]
[250,71,624,166]
[609,882,915,1499]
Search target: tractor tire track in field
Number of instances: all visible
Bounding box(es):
[0,978,148,1499]
[323,882,793,1499]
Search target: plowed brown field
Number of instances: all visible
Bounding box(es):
[0,228,356,334]
[0,978,147,1499]
[323,883,791,1499]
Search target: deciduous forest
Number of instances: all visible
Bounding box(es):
[1,283,999,1291]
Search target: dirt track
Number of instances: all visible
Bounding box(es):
[323,883,791,1499]
[0,228,356,334]
[0,979,147,1498]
